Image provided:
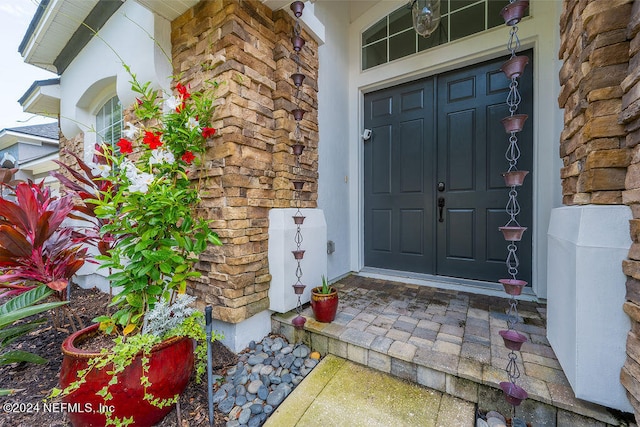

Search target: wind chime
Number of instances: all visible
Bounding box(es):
[289,0,307,330]
[497,0,530,418]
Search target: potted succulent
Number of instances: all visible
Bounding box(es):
[49,68,223,426]
[310,275,339,322]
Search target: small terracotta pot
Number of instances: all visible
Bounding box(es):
[501,55,529,79]
[502,170,529,187]
[501,0,529,26]
[499,226,527,241]
[499,329,528,351]
[311,287,339,323]
[499,278,528,296]
[60,324,194,426]
[501,114,528,133]
[292,250,305,260]
[500,381,528,406]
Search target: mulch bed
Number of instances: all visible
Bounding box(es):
[0,285,238,427]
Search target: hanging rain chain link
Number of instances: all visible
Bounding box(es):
[501,1,527,400]
[290,2,307,324]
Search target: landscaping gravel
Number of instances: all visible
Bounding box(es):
[215,336,320,427]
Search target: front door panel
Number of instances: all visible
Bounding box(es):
[364,51,533,285]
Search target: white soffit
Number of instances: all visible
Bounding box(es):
[21,85,61,118]
[21,0,99,73]
[135,0,199,21]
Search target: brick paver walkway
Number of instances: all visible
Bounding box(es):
[273,275,628,425]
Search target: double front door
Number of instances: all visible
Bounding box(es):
[364,52,533,284]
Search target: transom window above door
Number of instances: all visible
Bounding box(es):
[362,0,527,70]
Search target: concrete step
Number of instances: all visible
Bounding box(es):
[272,311,629,427]
[263,354,475,427]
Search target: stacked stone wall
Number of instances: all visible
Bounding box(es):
[558,0,632,206]
[615,0,640,420]
[171,0,319,324]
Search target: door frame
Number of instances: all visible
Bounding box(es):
[347,1,563,299]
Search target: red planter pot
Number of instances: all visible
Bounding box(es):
[60,324,195,426]
[311,287,339,323]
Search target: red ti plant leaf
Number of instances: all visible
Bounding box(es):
[46,279,68,292]
[0,224,31,258]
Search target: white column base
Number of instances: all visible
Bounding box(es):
[547,205,632,412]
[210,310,272,353]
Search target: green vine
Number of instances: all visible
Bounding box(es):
[49,311,222,425]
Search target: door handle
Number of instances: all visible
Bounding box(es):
[438,197,445,222]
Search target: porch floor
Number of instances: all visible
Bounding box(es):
[271,274,631,426]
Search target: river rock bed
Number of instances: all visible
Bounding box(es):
[213,335,320,427]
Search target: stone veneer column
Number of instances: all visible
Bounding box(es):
[558,0,632,206]
[556,0,640,416]
[619,0,640,421]
[170,0,319,326]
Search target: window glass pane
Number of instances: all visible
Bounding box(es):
[450,3,485,41]
[418,19,448,51]
[363,40,388,70]
[96,96,123,147]
[389,30,417,62]
[389,6,412,35]
[363,18,387,45]
[450,0,481,12]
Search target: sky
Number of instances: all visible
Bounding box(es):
[0,0,57,131]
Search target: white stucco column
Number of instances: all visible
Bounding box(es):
[268,208,328,313]
[547,204,632,412]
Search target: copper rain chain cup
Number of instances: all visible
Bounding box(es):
[499,226,527,241]
[291,73,306,87]
[499,279,528,296]
[501,55,529,79]
[292,180,305,191]
[500,0,529,26]
[292,143,305,156]
[502,170,529,187]
[292,35,305,52]
[501,114,528,133]
[500,382,528,406]
[499,329,528,351]
[292,250,305,260]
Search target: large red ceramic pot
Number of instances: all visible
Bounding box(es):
[60,324,194,426]
[310,287,339,323]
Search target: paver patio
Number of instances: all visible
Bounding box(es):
[272,275,633,426]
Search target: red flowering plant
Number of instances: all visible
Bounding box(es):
[86,68,222,337]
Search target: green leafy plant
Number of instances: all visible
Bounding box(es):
[319,275,332,294]
[52,67,224,424]
[87,68,222,336]
[0,285,68,396]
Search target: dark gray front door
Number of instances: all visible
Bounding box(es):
[364,51,533,285]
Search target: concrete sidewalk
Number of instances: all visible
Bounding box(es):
[263,354,476,427]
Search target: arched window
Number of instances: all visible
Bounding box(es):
[96,96,123,147]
